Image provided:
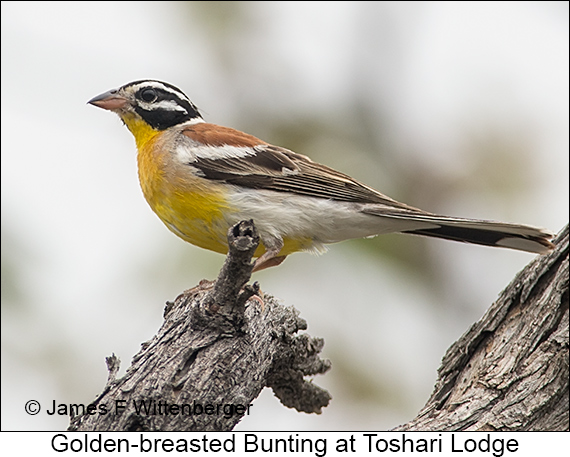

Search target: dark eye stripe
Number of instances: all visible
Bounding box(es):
[125,80,202,130]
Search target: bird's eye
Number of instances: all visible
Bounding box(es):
[140,88,158,103]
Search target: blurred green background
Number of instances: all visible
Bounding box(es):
[1,1,568,431]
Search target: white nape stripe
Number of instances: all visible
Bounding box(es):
[176,143,257,163]
[179,118,205,126]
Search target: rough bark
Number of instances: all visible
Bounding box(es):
[69,220,568,432]
[394,225,569,431]
[68,220,331,431]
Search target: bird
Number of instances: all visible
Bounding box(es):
[88,80,554,271]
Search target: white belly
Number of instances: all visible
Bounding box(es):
[226,187,436,252]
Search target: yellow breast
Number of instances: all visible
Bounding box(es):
[123,116,231,254]
[122,115,310,259]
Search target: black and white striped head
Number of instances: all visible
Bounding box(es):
[88,80,202,130]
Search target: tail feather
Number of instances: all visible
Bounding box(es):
[403,224,554,254]
[366,211,555,254]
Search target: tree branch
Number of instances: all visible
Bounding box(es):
[68,220,331,431]
[69,220,568,431]
[394,225,569,431]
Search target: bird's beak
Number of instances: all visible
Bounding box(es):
[88,89,128,111]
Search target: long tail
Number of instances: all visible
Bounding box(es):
[364,210,555,254]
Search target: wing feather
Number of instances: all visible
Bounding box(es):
[187,142,415,208]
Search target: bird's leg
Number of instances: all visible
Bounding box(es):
[253,254,287,272]
[252,237,286,272]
